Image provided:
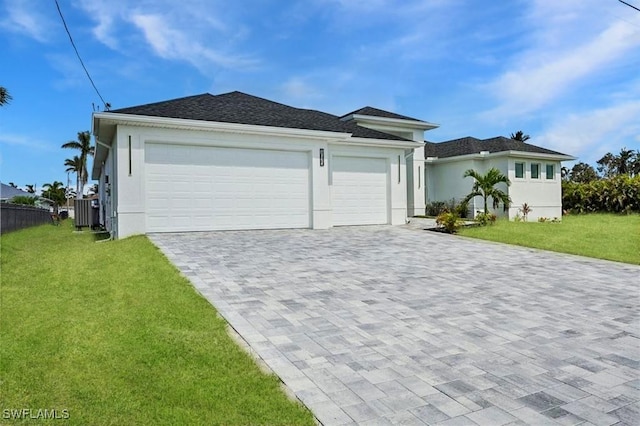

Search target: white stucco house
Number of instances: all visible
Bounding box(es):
[91,91,573,238]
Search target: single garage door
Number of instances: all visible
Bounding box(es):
[145,143,310,232]
[331,156,388,226]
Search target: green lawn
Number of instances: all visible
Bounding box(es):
[459,213,640,265]
[0,222,315,425]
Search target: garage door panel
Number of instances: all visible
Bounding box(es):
[332,156,388,226]
[145,144,310,232]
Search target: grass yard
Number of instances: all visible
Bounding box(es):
[0,222,315,425]
[459,213,640,265]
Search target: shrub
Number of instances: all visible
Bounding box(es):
[436,211,463,234]
[562,175,640,213]
[454,199,470,219]
[426,198,469,218]
[426,201,448,216]
[9,195,38,206]
[475,212,497,226]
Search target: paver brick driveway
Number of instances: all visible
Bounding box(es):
[150,225,640,425]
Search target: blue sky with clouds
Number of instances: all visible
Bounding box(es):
[1,0,639,192]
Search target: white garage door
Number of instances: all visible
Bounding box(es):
[145,143,310,232]
[331,156,388,226]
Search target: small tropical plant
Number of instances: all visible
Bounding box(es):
[519,202,532,221]
[463,168,512,215]
[436,211,464,234]
[475,212,497,226]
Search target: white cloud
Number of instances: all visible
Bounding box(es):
[536,101,640,164]
[72,0,256,71]
[281,77,321,101]
[0,131,55,151]
[130,13,258,71]
[0,0,54,42]
[481,0,640,119]
[74,0,121,49]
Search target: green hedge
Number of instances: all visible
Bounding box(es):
[562,175,640,213]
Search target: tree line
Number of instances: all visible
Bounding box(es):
[2,85,95,214]
[562,148,640,182]
[562,148,640,214]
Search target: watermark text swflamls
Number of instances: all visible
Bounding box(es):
[3,408,70,420]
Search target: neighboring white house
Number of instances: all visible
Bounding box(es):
[425,137,575,220]
[91,91,573,238]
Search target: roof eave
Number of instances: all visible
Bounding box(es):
[92,112,353,141]
[337,137,424,149]
[426,150,576,163]
[343,114,439,130]
[503,150,576,161]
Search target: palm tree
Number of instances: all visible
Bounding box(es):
[616,148,634,175]
[0,86,11,106]
[8,182,17,188]
[42,181,66,215]
[510,130,530,142]
[61,131,94,198]
[462,168,512,215]
[25,184,36,194]
[64,156,83,198]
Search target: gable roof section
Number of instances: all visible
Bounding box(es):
[425,136,571,159]
[110,91,408,141]
[341,106,423,122]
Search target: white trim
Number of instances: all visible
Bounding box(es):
[342,113,439,130]
[333,136,423,149]
[92,112,421,151]
[424,150,575,164]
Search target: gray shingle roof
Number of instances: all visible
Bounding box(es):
[425,136,570,158]
[0,183,32,201]
[111,91,409,141]
[341,106,423,122]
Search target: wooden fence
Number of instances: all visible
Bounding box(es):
[0,203,52,234]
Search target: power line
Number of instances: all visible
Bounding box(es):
[54,0,109,110]
[619,0,640,12]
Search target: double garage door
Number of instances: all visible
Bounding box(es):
[145,143,389,232]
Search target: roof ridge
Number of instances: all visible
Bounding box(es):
[340,105,424,122]
[110,93,214,112]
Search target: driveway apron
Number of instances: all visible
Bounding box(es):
[150,226,639,426]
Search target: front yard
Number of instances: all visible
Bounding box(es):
[0,222,314,425]
[458,213,640,265]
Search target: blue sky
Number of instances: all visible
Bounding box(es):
[1,0,639,192]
